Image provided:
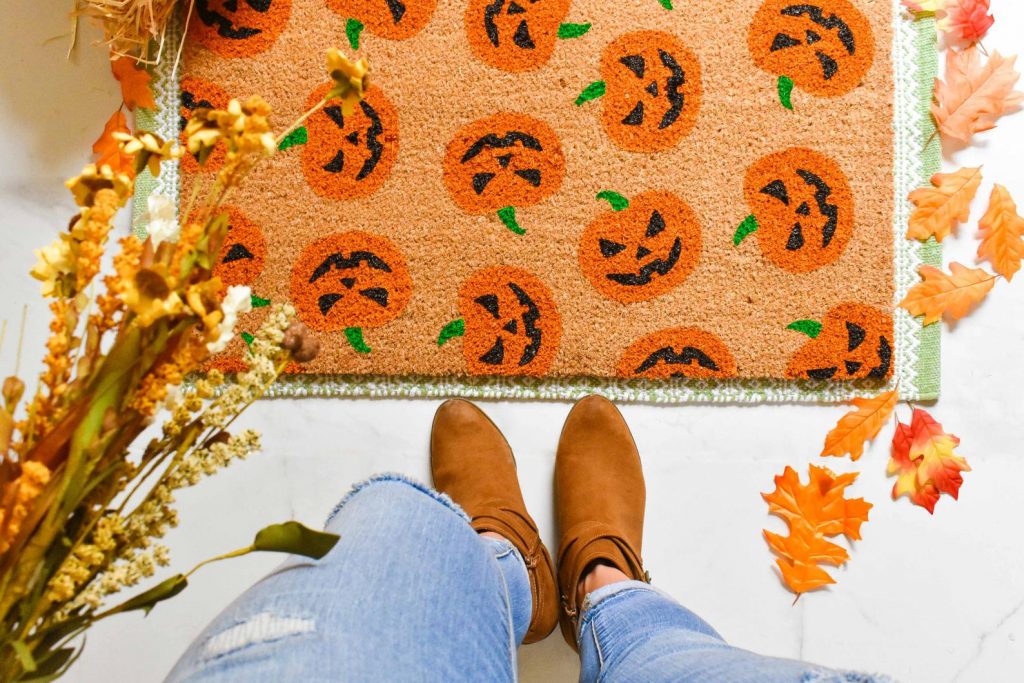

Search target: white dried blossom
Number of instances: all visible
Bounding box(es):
[140,193,179,247]
[206,285,252,353]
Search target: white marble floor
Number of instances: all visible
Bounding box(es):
[2,3,1024,682]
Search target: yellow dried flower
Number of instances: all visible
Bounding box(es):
[30,235,75,298]
[122,265,183,326]
[325,49,370,115]
[114,131,179,178]
[0,461,51,554]
[65,164,132,208]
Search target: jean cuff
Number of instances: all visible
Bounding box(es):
[324,472,470,527]
[576,580,659,640]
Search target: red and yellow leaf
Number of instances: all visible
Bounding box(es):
[932,46,1023,144]
[902,0,945,12]
[92,110,133,177]
[111,56,155,111]
[887,409,970,513]
[899,262,997,324]
[762,464,872,595]
[977,184,1024,281]
[939,0,994,44]
[821,389,899,461]
[906,167,983,241]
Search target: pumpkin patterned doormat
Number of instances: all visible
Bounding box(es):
[137,0,941,403]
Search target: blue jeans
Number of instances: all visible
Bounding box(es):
[167,475,893,683]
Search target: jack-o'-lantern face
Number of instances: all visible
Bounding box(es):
[327,0,437,40]
[599,31,702,152]
[737,147,853,273]
[579,191,701,303]
[457,267,561,376]
[617,328,738,379]
[290,231,412,331]
[180,76,230,174]
[465,0,571,72]
[301,83,399,201]
[748,0,874,97]
[443,113,565,214]
[212,206,267,288]
[785,303,892,381]
[190,0,293,58]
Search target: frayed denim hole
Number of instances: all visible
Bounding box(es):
[200,612,315,662]
[324,472,470,526]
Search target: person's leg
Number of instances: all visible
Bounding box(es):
[166,474,532,683]
[575,569,893,683]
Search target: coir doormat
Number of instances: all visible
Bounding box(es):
[137,0,941,402]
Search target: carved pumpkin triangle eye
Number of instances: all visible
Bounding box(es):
[474,293,501,318]
[385,0,406,23]
[846,321,865,351]
[760,179,790,204]
[222,243,254,263]
[620,54,645,78]
[599,239,627,257]
[646,210,666,237]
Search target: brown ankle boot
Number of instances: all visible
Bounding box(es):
[555,395,649,650]
[430,399,558,644]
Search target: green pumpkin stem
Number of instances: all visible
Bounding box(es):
[557,23,592,39]
[346,18,364,50]
[344,327,372,353]
[659,0,674,9]
[575,81,606,106]
[278,126,308,152]
[777,75,795,111]
[786,320,823,339]
[733,215,759,246]
[240,332,255,350]
[596,191,630,211]
[437,319,466,347]
[250,294,271,308]
[497,206,526,235]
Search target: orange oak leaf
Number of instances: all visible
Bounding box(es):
[92,110,134,177]
[111,56,155,111]
[762,464,872,595]
[899,262,997,324]
[901,0,946,13]
[932,46,1023,144]
[906,167,983,241]
[977,184,1024,281]
[821,389,899,461]
[939,0,994,44]
[887,409,970,513]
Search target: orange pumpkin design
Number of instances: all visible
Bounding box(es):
[301,82,399,201]
[443,113,565,214]
[289,231,412,332]
[190,0,293,58]
[212,206,267,288]
[785,303,893,381]
[579,191,701,303]
[179,76,230,174]
[327,0,437,40]
[748,0,874,97]
[465,0,571,72]
[598,31,702,153]
[737,147,853,273]
[457,266,561,376]
[617,328,738,379]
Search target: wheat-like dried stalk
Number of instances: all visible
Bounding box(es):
[75,0,182,62]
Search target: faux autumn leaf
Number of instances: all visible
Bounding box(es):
[939,0,994,44]
[932,46,1023,144]
[762,465,872,595]
[111,56,155,111]
[899,262,997,325]
[901,0,945,12]
[92,110,133,177]
[906,167,983,242]
[888,409,970,513]
[821,389,898,461]
[977,184,1024,281]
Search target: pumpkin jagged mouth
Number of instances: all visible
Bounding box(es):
[759,168,839,251]
[474,282,543,367]
[460,130,545,195]
[770,4,857,81]
[195,0,273,40]
[321,100,386,181]
[308,250,393,315]
[482,0,538,50]
[634,346,721,376]
[599,209,684,287]
[618,49,686,130]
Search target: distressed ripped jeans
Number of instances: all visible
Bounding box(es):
[167,475,893,683]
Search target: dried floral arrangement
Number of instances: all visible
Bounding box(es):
[74,0,181,61]
[0,48,368,680]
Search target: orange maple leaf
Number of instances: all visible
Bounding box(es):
[906,167,983,241]
[932,46,1023,144]
[92,110,134,177]
[939,0,994,44]
[888,409,970,513]
[821,389,898,461]
[762,464,872,595]
[899,262,997,325]
[111,56,156,111]
[977,184,1024,281]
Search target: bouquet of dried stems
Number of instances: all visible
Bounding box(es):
[0,49,370,680]
[74,0,181,61]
